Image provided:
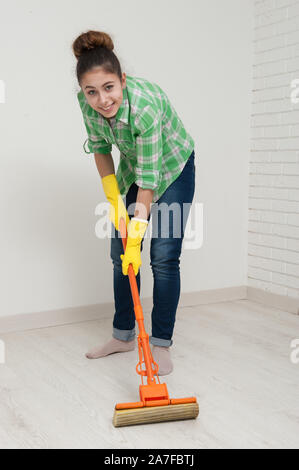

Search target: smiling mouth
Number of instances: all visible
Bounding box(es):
[100,103,114,112]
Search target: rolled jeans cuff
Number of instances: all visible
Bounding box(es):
[149,336,173,347]
[113,327,136,342]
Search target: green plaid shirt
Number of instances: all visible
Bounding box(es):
[77,75,194,203]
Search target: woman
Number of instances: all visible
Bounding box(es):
[73,30,195,375]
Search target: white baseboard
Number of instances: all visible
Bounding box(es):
[247,286,299,315]
[0,302,113,334]
[0,285,297,334]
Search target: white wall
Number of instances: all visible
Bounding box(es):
[0,0,253,318]
[249,0,299,300]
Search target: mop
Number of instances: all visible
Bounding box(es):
[112,217,199,427]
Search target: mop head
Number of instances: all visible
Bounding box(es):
[113,401,199,427]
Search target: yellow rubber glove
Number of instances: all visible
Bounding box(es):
[120,218,149,276]
[101,174,130,231]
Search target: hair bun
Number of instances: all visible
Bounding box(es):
[72,30,114,59]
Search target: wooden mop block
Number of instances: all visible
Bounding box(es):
[113,402,199,427]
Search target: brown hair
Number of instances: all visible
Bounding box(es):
[72,30,122,85]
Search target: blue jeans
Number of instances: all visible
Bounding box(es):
[110,150,195,347]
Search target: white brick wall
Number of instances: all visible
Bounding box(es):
[250,0,299,299]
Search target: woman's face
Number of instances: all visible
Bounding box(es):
[81,67,126,119]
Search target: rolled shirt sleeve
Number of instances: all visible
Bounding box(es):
[81,114,112,155]
[134,105,163,190]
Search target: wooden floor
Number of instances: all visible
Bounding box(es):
[0,299,299,449]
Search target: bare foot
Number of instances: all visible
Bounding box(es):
[152,346,173,376]
[85,337,135,359]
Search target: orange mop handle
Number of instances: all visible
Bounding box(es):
[119,216,156,385]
